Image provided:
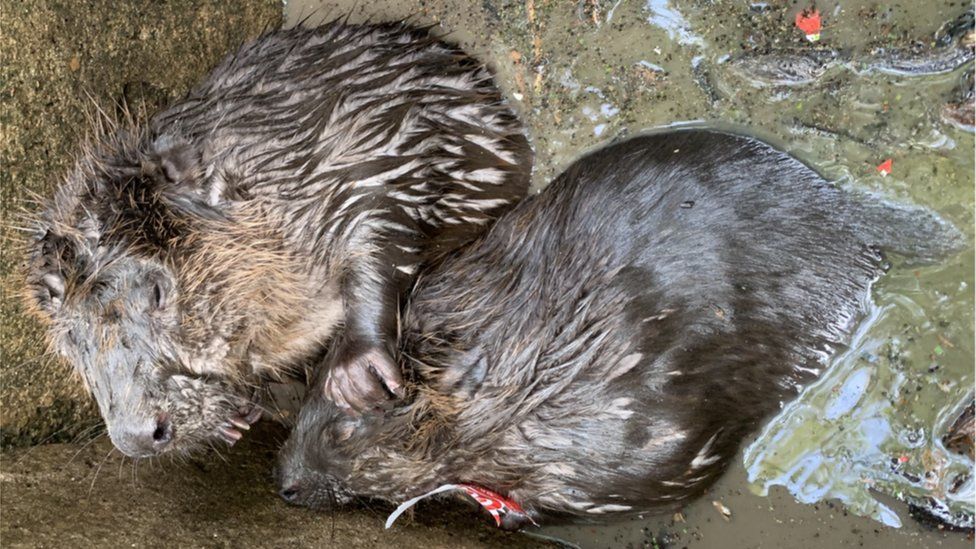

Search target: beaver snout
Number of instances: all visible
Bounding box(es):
[277,484,302,505]
[108,412,174,458]
[275,466,349,509]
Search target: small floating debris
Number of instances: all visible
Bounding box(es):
[509,49,528,100]
[634,60,668,86]
[712,500,732,521]
[795,8,822,42]
[876,158,893,177]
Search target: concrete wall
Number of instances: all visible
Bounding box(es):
[0,0,282,447]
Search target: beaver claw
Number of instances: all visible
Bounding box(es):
[323,346,404,414]
[218,425,243,445]
[216,406,262,446]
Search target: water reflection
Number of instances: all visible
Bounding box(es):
[645,0,704,47]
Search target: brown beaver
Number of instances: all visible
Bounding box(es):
[23,21,531,458]
[275,129,963,528]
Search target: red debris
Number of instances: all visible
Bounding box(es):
[458,484,537,527]
[876,158,893,177]
[795,8,822,42]
[384,483,538,530]
[898,455,910,464]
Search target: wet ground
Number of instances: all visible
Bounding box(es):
[549,444,973,548]
[2,0,973,548]
[0,432,968,549]
[0,425,548,548]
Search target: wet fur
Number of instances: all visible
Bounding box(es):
[23,21,531,455]
[279,129,963,524]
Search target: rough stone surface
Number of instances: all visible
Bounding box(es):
[0,424,550,548]
[0,0,282,448]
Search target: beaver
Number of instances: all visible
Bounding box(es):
[24,21,531,458]
[274,129,963,528]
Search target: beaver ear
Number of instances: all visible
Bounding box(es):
[26,230,71,316]
[35,272,66,315]
[146,270,174,313]
[149,136,200,186]
[334,418,360,442]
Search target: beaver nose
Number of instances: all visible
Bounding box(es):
[279,484,303,505]
[151,413,174,449]
[111,413,174,457]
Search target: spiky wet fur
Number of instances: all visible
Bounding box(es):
[23,21,531,456]
[279,130,963,524]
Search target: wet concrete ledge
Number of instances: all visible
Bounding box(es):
[0,425,550,548]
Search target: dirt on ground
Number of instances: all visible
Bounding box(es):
[0,424,550,548]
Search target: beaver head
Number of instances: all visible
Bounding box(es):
[25,130,320,457]
[275,379,456,509]
[275,396,363,509]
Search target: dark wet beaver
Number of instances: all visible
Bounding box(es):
[276,129,963,527]
[23,21,531,458]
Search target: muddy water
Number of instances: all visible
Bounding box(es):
[283,1,974,547]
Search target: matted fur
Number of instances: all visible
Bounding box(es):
[23,21,531,457]
[277,130,963,525]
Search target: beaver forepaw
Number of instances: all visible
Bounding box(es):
[323,347,404,414]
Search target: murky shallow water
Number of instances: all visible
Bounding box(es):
[284,1,973,547]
